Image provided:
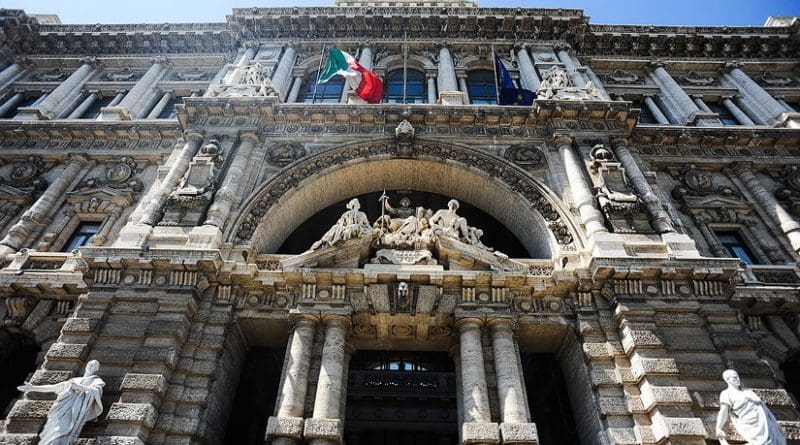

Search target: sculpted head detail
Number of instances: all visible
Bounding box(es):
[722,369,741,388]
[347,198,360,211]
[447,199,459,212]
[85,359,100,377]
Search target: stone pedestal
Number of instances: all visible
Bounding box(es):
[438,90,466,105]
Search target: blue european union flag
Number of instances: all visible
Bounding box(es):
[495,54,536,106]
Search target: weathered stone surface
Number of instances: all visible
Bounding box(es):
[462,421,501,444]
[45,343,89,361]
[265,416,304,439]
[8,400,52,418]
[500,422,539,444]
[120,373,167,394]
[303,418,343,441]
[106,402,157,428]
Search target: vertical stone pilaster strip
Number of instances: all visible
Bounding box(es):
[139,132,204,226]
[0,155,90,254]
[205,133,259,229]
[731,162,800,252]
[556,136,608,236]
[305,316,350,445]
[287,75,304,103]
[610,138,674,233]
[555,45,587,88]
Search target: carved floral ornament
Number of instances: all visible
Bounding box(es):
[5,156,51,190]
[229,140,577,249]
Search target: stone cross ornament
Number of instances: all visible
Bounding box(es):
[17,360,105,445]
[715,369,786,445]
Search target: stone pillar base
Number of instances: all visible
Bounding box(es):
[266,416,305,441]
[462,421,501,444]
[500,423,539,444]
[438,90,466,105]
[303,418,343,444]
[100,106,132,121]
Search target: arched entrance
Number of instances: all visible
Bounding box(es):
[228,139,581,259]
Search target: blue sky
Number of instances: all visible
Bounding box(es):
[4,0,799,26]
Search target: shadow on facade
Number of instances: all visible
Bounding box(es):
[0,329,39,418]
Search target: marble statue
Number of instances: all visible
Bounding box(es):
[17,360,105,445]
[715,369,786,445]
[309,198,372,251]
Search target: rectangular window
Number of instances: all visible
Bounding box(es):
[715,230,756,264]
[62,221,101,252]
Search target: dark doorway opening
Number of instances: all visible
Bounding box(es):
[345,351,458,445]
[278,190,529,258]
[0,329,39,418]
[522,353,580,445]
[223,347,285,445]
[781,349,800,406]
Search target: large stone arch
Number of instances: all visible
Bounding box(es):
[227,139,583,258]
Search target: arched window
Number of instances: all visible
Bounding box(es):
[384,69,426,104]
[467,70,497,105]
[301,71,345,104]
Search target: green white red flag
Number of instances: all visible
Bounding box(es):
[318,48,383,104]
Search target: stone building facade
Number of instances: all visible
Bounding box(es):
[0,2,798,445]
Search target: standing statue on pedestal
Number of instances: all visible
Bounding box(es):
[715,369,786,445]
[17,360,105,445]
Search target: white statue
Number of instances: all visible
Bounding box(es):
[17,360,105,445]
[715,369,786,445]
[429,199,470,240]
[309,198,373,251]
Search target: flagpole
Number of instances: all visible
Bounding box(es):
[402,32,408,104]
[491,45,500,105]
[312,43,326,103]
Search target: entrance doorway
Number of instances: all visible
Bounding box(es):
[522,353,580,444]
[0,329,39,418]
[345,351,458,445]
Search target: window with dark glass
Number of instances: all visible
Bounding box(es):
[383,69,426,104]
[63,221,101,252]
[707,102,738,125]
[715,230,756,264]
[301,71,345,104]
[631,100,657,124]
[467,70,497,105]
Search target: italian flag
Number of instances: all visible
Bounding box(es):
[319,48,384,104]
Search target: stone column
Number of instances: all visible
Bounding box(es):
[691,95,712,113]
[642,94,671,124]
[267,317,318,445]
[437,44,463,104]
[305,316,350,445]
[24,61,97,119]
[272,45,298,102]
[0,90,25,117]
[205,133,259,228]
[557,136,607,236]
[139,132,204,226]
[287,74,304,103]
[733,96,766,125]
[67,90,101,119]
[722,63,797,127]
[489,319,538,444]
[515,45,539,91]
[611,138,674,233]
[224,43,259,87]
[722,96,755,125]
[146,90,174,119]
[456,318,499,444]
[105,58,167,120]
[426,71,437,104]
[647,62,716,125]
[0,62,22,88]
[0,155,90,255]
[457,73,470,103]
[584,65,609,99]
[555,45,586,88]
[732,162,800,253]
[107,90,126,107]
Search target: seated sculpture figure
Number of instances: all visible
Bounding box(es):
[17,360,105,445]
[715,369,786,445]
[429,199,470,241]
[309,198,372,251]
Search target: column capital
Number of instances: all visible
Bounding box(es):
[289,314,319,329]
[66,153,92,167]
[610,137,630,149]
[731,161,755,176]
[149,56,169,66]
[486,317,516,332]
[721,94,738,101]
[722,61,742,73]
[321,314,351,329]
[183,130,204,143]
[513,43,530,52]
[159,88,175,95]
[646,60,667,71]
[86,89,102,97]
[455,317,484,331]
[79,56,104,69]
[238,132,259,145]
[553,134,574,149]
[244,41,260,50]
[690,93,704,99]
